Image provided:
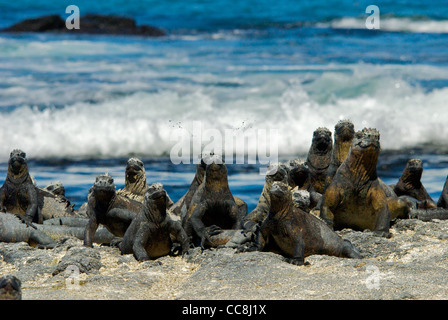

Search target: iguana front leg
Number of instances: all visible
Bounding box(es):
[0,187,6,212]
[83,203,99,247]
[319,185,340,229]
[132,222,151,261]
[238,221,267,253]
[190,201,222,249]
[373,205,391,238]
[284,229,308,266]
[168,220,191,255]
[371,192,392,238]
[24,185,39,224]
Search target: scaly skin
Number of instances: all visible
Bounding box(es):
[0,150,41,224]
[84,174,142,247]
[0,276,22,300]
[172,157,207,219]
[240,182,361,265]
[393,159,437,209]
[324,120,355,192]
[117,158,147,202]
[306,127,333,194]
[173,155,246,222]
[438,175,448,208]
[0,150,81,223]
[0,212,56,248]
[287,159,321,209]
[320,128,410,237]
[242,162,289,231]
[184,155,246,248]
[120,183,190,260]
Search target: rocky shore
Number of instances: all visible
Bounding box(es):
[1,217,447,300]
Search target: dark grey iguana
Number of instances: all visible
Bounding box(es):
[242,162,289,232]
[120,183,190,261]
[324,120,355,191]
[319,128,412,237]
[287,158,322,210]
[0,275,22,300]
[305,127,333,194]
[392,159,437,209]
[0,211,115,246]
[0,150,81,223]
[0,149,42,224]
[239,182,362,265]
[438,175,448,209]
[0,211,56,248]
[172,154,247,221]
[183,155,247,248]
[84,174,142,247]
[171,156,207,219]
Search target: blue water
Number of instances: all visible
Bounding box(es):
[0,0,447,211]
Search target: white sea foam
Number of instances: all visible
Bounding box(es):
[0,62,447,162]
[319,17,448,33]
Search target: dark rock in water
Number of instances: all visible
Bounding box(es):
[2,15,65,32]
[1,14,165,37]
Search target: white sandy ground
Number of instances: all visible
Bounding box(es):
[1,218,448,300]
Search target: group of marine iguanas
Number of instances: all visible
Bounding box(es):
[2,120,448,298]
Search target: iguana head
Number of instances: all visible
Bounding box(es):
[8,149,29,180]
[144,183,168,222]
[334,120,355,142]
[0,276,22,300]
[400,159,423,185]
[346,128,381,180]
[292,189,311,211]
[203,154,229,189]
[351,128,380,154]
[194,154,208,184]
[124,157,147,195]
[92,173,116,199]
[44,181,65,196]
[268,181,292,215]
[307,128,332,171]
[311,127,332,154]
[287,159,310,188]
[265,162,289,184]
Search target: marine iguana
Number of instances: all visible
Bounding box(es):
[120,183,190,260]
[184,155,246,248]
[240,182,361,265]
[0,150,81,223]
[116,158,148,202]
[0,149,42,224]
[392,159,437,209]
[83,174,142,247]
[287,159,321,209]
[0,211,114,246]
[242,162,290,232]
[171,157,206,220]
[116,157,174,206]
[172,155,247,221]
[0,276,22,300]
[319,128,410,237]
[305,127,333,194]
[0,212,56,248]
[438,175,448,209]
[324,120,355,190]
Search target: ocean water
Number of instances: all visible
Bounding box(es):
[0,0,447,211]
